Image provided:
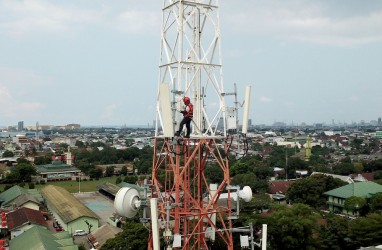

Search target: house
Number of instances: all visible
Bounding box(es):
[324,182,382,215]
[9,225,78,250]
[0,185,43,210]
[311,172,354,184]
[36,158,80,182]
[268,180,295,202]
[87,224,123,249]
[6,207,48,239]
[40,185,99,234]
[5,193,40,211]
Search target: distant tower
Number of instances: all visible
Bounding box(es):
[65,147,72,166]
[378,117,381,125]
[17,121,24,131]
[36,122,40,151]
[305,136,312,161]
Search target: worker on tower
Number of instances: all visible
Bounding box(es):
[175,96,193,138]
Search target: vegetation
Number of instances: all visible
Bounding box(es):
[101,218,148,250]
[286,174,347,209]
[2,128,382,249]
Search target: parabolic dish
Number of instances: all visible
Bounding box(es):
[239,186,253,202]
[114,187,140,218]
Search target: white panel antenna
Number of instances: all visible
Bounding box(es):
[241,85,251,134]
[159,83,174,137]
[226,107,237,130]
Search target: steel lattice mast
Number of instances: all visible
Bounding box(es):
[150,1,234,249]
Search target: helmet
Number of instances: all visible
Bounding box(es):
[183,97,190,104]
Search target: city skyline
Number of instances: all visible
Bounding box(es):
[1,1,382,126]
[2,116,382,130]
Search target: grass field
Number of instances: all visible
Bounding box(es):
[0,176,120,193]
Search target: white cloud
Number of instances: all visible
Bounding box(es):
[0,84,46,119]
[259,96,272,103]
[224,2,382,47]
[113,10,160,35]
[101,104,117,120]
[0,0,102,37]
[0,0,161,38]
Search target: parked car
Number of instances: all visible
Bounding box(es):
[73,230,87,236]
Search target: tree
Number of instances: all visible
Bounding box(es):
[115,177,122,184]
[34,155,52,165]
[84,220,93,234]
[316,215,350,250]
[287,174,347,209]
[75,140,86,148]
[2,150,14,157]
[17,158,31,164]
[89,168,103,179]
[333,162,355,175]
[105,166,115,177]
[268,203,319,250]
[241,193,272,214]
[205,164,224,184]
[350,138,363,150]
[230,161,251,176]
[344,196,367,216]
[124,175,138,184]
[101,219,148,250]
[253,165,273,180]
[348,213,382,248]
[231,173,257,191]
[6,163,37,183]
[370,192,382,213]
[120,166,128,176]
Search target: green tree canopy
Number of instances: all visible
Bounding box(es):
[2,150,14,157]
[344,196,367,216]
[101,220,148,250]
[268,203,319,250]
[370,192,382,213]
[286,174,347,209]
[316,215,350,250]
[6,163,37,183]
[348,213,382,248]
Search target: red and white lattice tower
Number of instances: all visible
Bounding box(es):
[151,1,234,249]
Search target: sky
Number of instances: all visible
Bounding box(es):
[1,0,382,127]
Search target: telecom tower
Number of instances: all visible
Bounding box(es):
[115,1,252,249]
[151,1,250,249]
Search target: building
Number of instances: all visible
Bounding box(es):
[311,172,354,184]
[36,158,80,182]
[324,182,382,215]
[9,225,78,250]
[87,224,123,249]
[6,207,48,239]
[376,131,382,139]
[17,121,24,131]
[0,185,43,210]
[40,185,99,234]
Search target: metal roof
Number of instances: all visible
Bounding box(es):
[324,182,382,199]
[0,185,27,206]
[36,162,80,174]
[9,225,78,250]
[40,185,99,224]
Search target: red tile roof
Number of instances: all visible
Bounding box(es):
[268,180,295,194]
[6,207,47,230]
